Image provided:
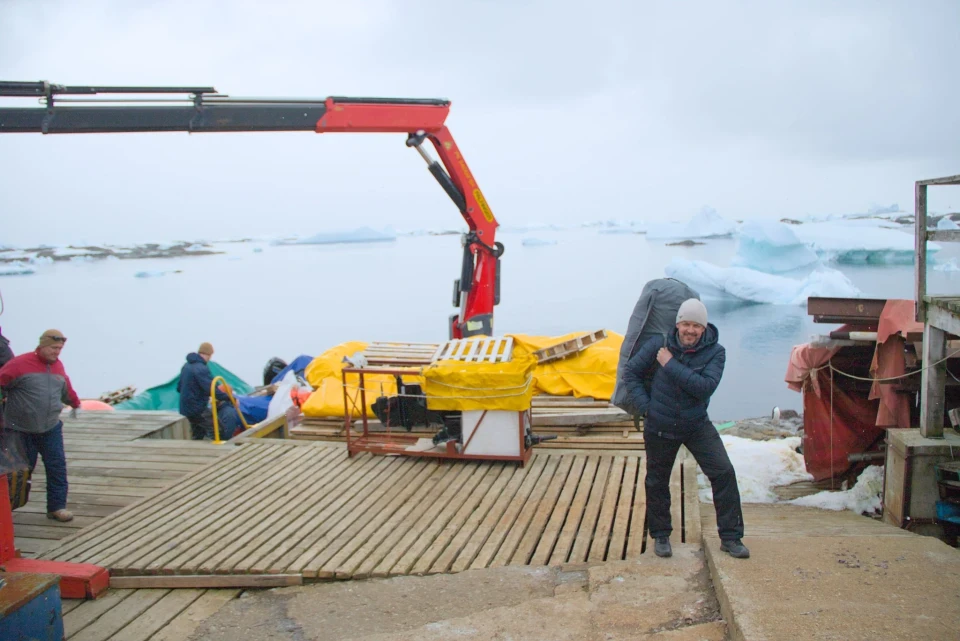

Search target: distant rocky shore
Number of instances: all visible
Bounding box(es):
[0,242,222,264]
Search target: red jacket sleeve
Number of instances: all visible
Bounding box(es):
[63,371,81,408]
[0,354,26,388]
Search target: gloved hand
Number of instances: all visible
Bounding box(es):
[69,407,79,419]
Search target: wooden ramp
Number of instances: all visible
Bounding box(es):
[39,441,692,586]
[15,411,230,557]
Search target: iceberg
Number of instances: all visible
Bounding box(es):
[646,206,737,240]
[277,226,397,246]
[0,261,35,276]
[934,258,960,272]
[731,220,820,273]
[521,237,558,247]
[937,217,959,230]
[792,221,937,264]
[664,258,861,305]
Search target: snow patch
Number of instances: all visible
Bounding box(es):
[789,465,884,514]
[699,436,812,504]
[731,220,820,273]
[665,258,861,305]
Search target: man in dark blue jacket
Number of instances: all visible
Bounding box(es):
[178,342,231,440]
[622,299,749,559]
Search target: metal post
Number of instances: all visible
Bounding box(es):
[920,323,946,438]
[915,182,928,322]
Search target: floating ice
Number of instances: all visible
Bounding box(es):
[937,217,959,230]
[521,237,558,247]
[792,221,937,264]
[646,206,737,240]
[134,270,179,278]
[0,261,35,276]
[731,220,820,273]
[278,226,397,246]
[934,258,960,272]
[699,435,812,503]
[789,465,883,514]
[665,258,861,305]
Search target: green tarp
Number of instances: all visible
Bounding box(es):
[116,361,253,411]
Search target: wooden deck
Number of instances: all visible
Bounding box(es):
[15,411,230,557]
[38,440,694,586]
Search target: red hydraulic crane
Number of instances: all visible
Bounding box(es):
[0,80,504,339]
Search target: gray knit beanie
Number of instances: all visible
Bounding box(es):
[676,299,707,327]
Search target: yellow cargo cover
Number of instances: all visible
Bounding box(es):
[301,331,623,417]
[302,341,423,418]
[512,331,623,400]
[421,349,538,411]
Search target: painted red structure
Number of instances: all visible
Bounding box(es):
[0,475,109,599]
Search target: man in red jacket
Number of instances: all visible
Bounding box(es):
[0,329,80,522]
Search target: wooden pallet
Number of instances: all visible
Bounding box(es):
[362,341,440,366]
[432,337,514,363]
[39,442,690,586]
[532,329,608,364]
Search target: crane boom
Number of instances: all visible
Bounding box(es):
[0,81,502,338]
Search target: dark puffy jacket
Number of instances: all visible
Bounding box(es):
[177,353,229,418]
[0,332,13,369]
[621,323,725,437]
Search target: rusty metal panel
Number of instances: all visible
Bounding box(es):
[807,297,888,324]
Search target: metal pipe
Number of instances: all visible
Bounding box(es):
[848,451,885,462]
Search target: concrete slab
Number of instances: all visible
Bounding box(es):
[703,504,960,641]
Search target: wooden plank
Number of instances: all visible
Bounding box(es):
[547,456,599,565]
[528,455,587,566]
[69,589,169,641]
[352,463,468,579]
[371,463,481,577]
[122,445,323,574]
[386,464,490,576]
[507,455,574,566]
[146,446,338,575]
[63,589,137,639]
[606,456,639,561]
[410,463,505,575]
[106,588,205,641]
[682,456,701,545]
[259,455,400,575]
[109,575,301,589]
[201,448,356,575]
[48,443,281,564]
[568,456,614,564]
[490,456,562,568]
[427,464,517,575]
[149,589,240,641]
[625,456,648,559]
[325,460,444,579]
[247,453,395,574]
[469,455,550,570]
[60,598,84,614]
[298,456,433,577]
[50,443,285,565]
[588,456,627,562]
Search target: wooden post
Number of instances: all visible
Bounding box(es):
[915,182,928,322]
[920,322,946,438]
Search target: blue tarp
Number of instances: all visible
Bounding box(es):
[271,354,315,385]
[237,395,271,424]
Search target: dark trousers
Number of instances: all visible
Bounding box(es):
[22,422,68,513]
[187,409,214,440]
[187,406,237,441]
[645,421,744,541]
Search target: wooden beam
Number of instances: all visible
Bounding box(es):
[916,182,928,322]
[109,574,302,589]
[927,230,960,243]
[920,323,946,439]
[917,174,960,186]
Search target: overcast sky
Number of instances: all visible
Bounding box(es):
[1,0,958,246]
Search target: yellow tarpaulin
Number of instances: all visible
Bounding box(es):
[300,331,624,418]
[301,341,424,418]
[421,349,538,411]
[513,331,623,400]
